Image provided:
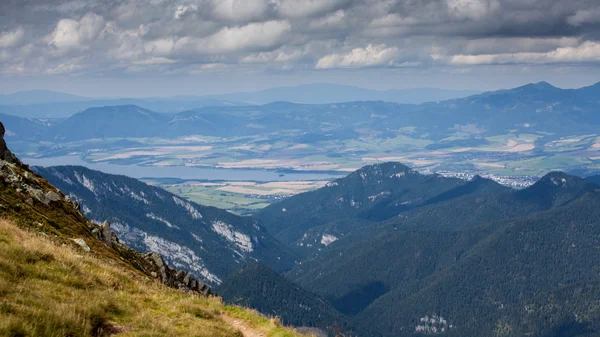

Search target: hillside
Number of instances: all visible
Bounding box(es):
[255,163,497,254]
[358,190,600,336]
[33,165,297,285]
[217,262,362,336]
[278,168,600,336]
[586,175,600,186]
[0,121,310,336]
[0,219,307,337]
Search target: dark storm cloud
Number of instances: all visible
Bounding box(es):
[1,0,599,75]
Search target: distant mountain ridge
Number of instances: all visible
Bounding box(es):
[0,89,93,105]
[3,81,600,146]
[203,83,480,105]
[0,84,479,116]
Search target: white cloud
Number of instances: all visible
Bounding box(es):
[0,27,25,48]
[241,48,304,63]
[2,0,600,78]
[447,41,600,65]
[212,0,271,22]
[308,10,347,30]
[567,7,600,26]
[49,12,105,52]
[315,44,399,69]
[176,20,291,54]
[277,0,352,18]
[144,38,175,57]
[133,57,177,65]
[174,4,198,19]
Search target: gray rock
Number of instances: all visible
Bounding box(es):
[25,185,62,205]
[71,238,91,252]
[183,273,191,287]
[98,220,119,247]
[140,251,211,295]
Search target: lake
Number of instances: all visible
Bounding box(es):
[23,156,345,182]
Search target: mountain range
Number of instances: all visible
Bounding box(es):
[32,157,600,337]
[3,82,600,146]
[244,163,600,336]
[0,84,479,118]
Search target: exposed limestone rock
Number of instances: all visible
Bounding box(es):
[140,251,211,295]
[71,238,91,252]
[94,220,212,295]
[95,220,120,247]
[25,186,62,205]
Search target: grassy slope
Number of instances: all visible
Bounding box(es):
[0,218,308,337]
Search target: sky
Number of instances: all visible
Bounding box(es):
[2,0,600,97]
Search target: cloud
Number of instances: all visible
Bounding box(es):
[241,47,305,63]
[49,12,105,52]
[211,0,272,22]
[0,28,25,48]
[315,44,399,69]
[567,7,600,26]
[1,0,600,77]
[277,0,353,18]
[176,20,291,54]
[446,41,600,65]
[446,0,499,20]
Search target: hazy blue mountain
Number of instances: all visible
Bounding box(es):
[0,98,246,118]
[0,83,476,118]
[0,112,51,141]
[204,83,480,105]
[414,81,600,137]
[0,90,91,105]
[49,105,171,141]
[33,165,297,285]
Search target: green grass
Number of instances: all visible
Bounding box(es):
[0,219,310,337]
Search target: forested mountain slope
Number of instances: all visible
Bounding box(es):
[276,167,600,336]
[33,165,297,285]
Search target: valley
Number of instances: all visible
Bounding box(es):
[7,83,600,192]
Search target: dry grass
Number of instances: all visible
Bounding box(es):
[0,219,307,337]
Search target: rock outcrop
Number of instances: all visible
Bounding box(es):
[0,122,19,164]
[94,220,212,295]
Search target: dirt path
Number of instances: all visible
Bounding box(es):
[221,315,267,337]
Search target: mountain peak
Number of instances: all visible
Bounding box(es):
[354,162,414,179]
[516,171,594,208]
[519,81,558,91]
[538,171,581,187]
